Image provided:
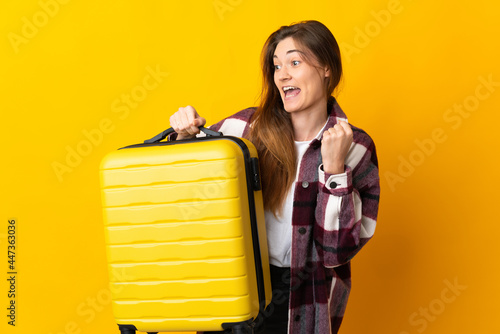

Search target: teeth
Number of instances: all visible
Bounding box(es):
[283,86,298,91]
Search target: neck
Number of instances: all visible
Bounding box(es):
[291,102,328,142]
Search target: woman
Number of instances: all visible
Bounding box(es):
[169,20,380,334]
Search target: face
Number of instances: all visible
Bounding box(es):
[273,37,329,115]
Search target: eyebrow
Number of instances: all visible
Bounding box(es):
[273,49,306,58]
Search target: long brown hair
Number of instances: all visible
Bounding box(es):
[249,20,343,215]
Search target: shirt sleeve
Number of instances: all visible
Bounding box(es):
[314,130,380,268]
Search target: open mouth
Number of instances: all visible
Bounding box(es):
[283,86,301,99]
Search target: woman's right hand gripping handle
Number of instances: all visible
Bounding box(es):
[169,105,206,140]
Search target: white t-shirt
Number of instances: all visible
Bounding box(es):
[265,122,328,267]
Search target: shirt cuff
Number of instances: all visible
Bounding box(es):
[319,165,353,196]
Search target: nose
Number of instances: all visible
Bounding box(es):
[277,66,291,82]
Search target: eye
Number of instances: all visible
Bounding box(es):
[292,60,300,66]
[274,64,281,70]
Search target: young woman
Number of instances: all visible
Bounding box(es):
[169,20,380,334]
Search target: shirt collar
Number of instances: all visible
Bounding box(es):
[310,97,349,147]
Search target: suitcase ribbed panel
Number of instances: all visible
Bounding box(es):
[108,257,248,281]
[102,159,235,187]
[102,178,240,208]
[100,138,269,332]
[113,296,253,318]
[110,276,250,299]
[106,218,243,245]
[103,198,243,225]
[107,237,246,263]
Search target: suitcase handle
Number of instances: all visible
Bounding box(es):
[143,126,223,144]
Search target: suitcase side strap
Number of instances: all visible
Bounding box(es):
[229,138,267,314]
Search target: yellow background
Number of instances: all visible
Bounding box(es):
[1,0,499,333]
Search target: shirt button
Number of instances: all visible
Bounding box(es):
[301,181,309,188]
[298,227,306,235]
[294,315,301,321]
[329,181,338,189]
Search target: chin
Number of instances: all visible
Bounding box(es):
[283,102,301,114]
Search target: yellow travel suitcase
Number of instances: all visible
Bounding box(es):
[99,127,272,334]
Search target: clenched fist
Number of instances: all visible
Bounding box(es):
[321,120,353,174]
[169,105,206,140]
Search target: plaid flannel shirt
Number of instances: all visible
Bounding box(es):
[182,98,380,333]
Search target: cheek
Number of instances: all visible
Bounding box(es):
[309,73,326,96]
[273,73,280,90]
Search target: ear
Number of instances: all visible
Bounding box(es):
[324,66,330,78]
[324,67,331,79]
